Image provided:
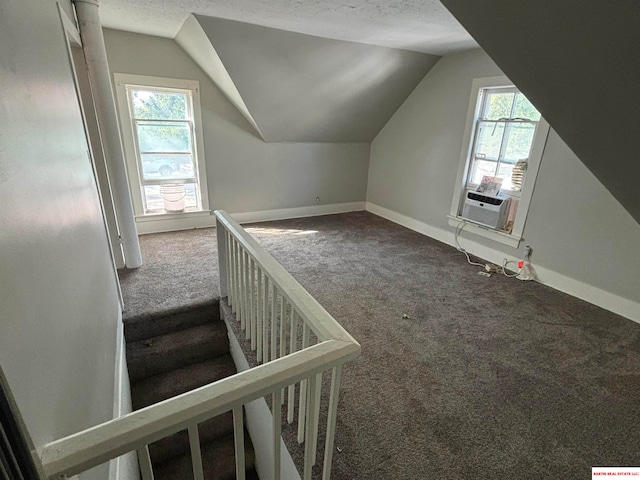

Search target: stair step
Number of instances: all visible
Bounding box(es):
[153,433,258,480]
[131,356,237,411]
[124,299,220,343]
[149,412,234,465]
[127,323,229,382]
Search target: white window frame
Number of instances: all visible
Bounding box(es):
[114,73,211,233]
[448,76,550,248]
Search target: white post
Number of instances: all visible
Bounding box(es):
[322,366,342,480]
[233,407,246,480]
[72,0,142,268]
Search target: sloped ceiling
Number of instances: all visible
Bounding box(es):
[440,0,640,223]
[176,15,441,143]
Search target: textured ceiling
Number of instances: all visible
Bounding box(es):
[100,0,477,55]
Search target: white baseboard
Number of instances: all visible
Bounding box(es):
[109,309,140,480]
[230,202,365,224]
[136,212,216,235]
[366,202,640,324]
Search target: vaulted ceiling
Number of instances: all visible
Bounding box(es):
[100,0,476,143]
[177,15,440,142]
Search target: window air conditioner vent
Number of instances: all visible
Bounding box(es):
[461,191,511,230]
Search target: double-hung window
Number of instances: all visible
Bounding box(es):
[449,76,550,247]
[467,87,541,192]
[114,74,210,232]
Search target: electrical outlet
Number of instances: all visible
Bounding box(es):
[315,196,320,204]
[524,245,532,258]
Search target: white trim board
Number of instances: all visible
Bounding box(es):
[136,212,216,235]
[108,309,140,480]
[366,202,640,324]
[230,202,365,224]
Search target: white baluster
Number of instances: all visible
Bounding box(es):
[255,268,262,353]
[249,258,255,345]
[137,445,154,480]
[231,238,237,313]
[238,245,245,329]
[271,287,277,362]
[287,310,298,424]
[311,371,322,465]
[263,278,269,362]
[322,366,342,480]
[188,425,204,480]
[303,374,319,480]
[233,407,246,480]
[272,390,282,480]
[297,322,310,444]
[258,276,266,362]
[280,298,287,405]
[243,251,250,338]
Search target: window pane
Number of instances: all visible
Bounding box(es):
[470,159,498,185]
[513,93,541,121]
[483,92,514,119]
[503,122,536,164]
[140,153,195,181]
[136,121,191,152]
[131,90,188,120]
[475,121,505,161]
[143,183,199,214]
[496,162,515,190]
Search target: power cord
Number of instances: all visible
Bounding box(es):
[455,220,533,280]
[454,220,486,268]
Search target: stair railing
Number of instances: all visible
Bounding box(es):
[215,210,361,480]
[39,210,360,480]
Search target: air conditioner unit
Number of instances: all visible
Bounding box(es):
[461,191,511,230]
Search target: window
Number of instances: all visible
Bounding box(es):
[449,76,550,248]
[467,87,541,193]
[114,74,210,231]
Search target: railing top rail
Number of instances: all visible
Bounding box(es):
[41,340,359,479]
[216,210,359,345]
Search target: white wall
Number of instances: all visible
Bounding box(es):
[103,29,371,218]
[368,49,640,317]
[0,1,122,479]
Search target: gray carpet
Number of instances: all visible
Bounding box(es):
[119,211,640,479]
[119,228,219,320]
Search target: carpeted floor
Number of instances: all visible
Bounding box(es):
[118,228,219,320]
[119,211,640,479]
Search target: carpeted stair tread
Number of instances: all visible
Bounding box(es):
[127,323,230,381]
[124,299,220,343]
[149,412,234,465]
[131,356,237,410]
[153,433,257,480]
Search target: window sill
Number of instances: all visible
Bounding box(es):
[135,210,211,222]
[447,215,522,248]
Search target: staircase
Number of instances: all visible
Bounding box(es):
[124,298,259,479]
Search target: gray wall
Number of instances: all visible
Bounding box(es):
[440,0,640,223]
[103,29,371,215]
[368,49,640,305]
[0,0,121,477]
[193,15,440,143]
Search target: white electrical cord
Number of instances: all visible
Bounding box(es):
[455,219,529,278]
[501,259,520,278]
[454,220,486,268]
